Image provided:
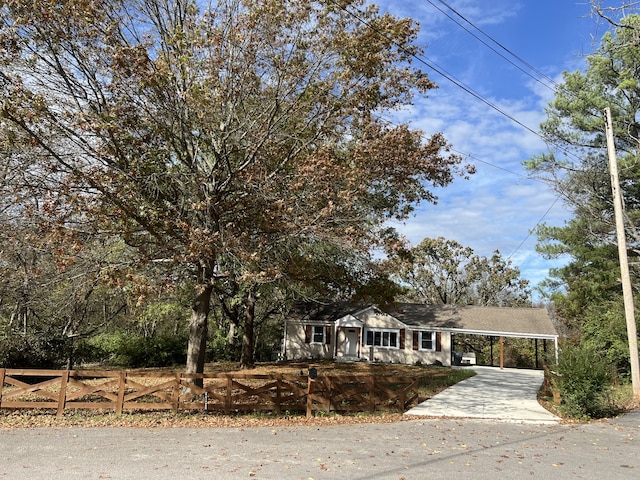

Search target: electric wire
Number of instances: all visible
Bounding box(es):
[507,195,562,261]
[329,0,584,165]
[431,0,561,92]
[327,0,567,259]
[422,1,600,257]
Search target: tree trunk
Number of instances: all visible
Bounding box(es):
[186,283,213,387]
[227,321,236,344]
[240,287,257,369]
[227,319,239,357]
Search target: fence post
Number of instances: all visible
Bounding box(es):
[225,375,232,414]
[56,370,70,419]
[172,373,181,413]
[275,375,282,415]
[398,382,407,412]
[306,377,315,418]
[0,368,5,408]
[116,371,126,415]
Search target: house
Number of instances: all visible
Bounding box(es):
[283,301,558,367]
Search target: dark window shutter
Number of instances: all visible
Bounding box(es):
[305,325,311,343]
[325,326,332,345]
[436,332,442,352]
[412,331,419,351]
[399,329,405,350]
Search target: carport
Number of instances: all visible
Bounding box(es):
[391,304,559,369]
[448,325,559,370]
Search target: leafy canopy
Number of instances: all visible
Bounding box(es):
[0,0,473,371]
[386,237,530,306]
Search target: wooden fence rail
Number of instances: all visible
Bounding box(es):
[0,368,419,418]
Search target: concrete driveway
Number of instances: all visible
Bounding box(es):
[405,366,560,423]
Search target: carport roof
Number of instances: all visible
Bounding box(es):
[288,301,558,340]
[388,303,558,340]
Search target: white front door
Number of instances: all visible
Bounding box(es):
[345,329,359,356]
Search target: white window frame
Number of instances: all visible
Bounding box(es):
[364,328,399,349]
[420,331,435,351]
[311,325,326,344]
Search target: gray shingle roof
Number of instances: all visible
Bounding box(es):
[288,301,368,322]
[288,301,558,339]
[388,303,557,338]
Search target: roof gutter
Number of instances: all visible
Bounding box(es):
[436,327,558,340]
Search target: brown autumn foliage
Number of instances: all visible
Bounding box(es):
[0,1,474,377]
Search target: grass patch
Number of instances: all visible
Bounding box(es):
[416,367,475,399]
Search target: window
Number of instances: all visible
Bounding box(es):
[312,325,325,344]
[365,328,399,348]
[305,325,331,345]
[420,331,435,351]
[412,331,441,352]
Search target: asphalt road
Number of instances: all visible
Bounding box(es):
[1,412,639,479]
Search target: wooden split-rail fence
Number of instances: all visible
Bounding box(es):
[0,368,420,419]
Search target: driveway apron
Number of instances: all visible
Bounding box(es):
[405,366,560,424]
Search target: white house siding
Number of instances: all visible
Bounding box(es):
[365,330,451,366]
[404,331,452,367]
[366,347,404,363]
[285,321,334,360]
[361,311,405,362]
[285,311,453,366]
[360,312,452,366]
[360,310,403,329]
[335,328,347,359]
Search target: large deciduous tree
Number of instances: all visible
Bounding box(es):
[0,0,472,375]
[386,237,530,306]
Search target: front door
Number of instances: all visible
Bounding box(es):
[345,329,359,356]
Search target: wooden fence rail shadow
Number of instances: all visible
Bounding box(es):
[0,368,419,419]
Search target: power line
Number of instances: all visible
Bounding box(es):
[450,149,546,184]
[507,195,562,261]
[326,0,569,262]
[446,147,563,259]
[430,0,561,92]
[328,0,583,165]
[430,0,609,135]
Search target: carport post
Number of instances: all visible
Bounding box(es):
[489,336,494,367]
[499,336,504,370]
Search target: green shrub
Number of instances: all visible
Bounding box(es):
[554,343,616,419]
[85,331,188,368]
[207,329,240,362]
[0,330,68,369]
[581,301,633,380]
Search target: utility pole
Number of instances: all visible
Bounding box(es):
[604,107,640,400]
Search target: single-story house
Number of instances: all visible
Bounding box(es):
[283,301,559,367]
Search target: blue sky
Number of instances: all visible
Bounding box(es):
[372,0,613,296]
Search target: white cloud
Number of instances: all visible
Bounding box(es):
[374,0,598,293]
